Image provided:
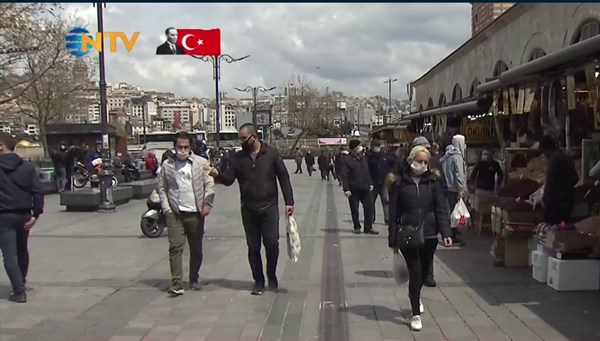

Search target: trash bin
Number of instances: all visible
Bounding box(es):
[39,168,55,182]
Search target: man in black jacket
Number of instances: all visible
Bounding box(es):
[0,132,44,303]
[341,139,378,235]
[366,139,391,225]
[539,135,578,224]
[206,123,294,295]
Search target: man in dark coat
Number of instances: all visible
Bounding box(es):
[341,139,378,235]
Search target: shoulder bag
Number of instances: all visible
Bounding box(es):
[395,222,425,249]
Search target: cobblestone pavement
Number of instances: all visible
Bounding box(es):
[1,160,599,341]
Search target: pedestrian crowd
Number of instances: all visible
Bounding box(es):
[0,128,578,333]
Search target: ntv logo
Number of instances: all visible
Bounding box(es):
[65,27,140,57]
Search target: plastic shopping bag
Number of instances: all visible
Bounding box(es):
[450,198,471,228]
[392,252,409,285]
[286,215,301,262]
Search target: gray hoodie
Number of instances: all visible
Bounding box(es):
[440,135,467,193]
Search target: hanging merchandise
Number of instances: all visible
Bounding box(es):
[539,82,551,132]
[517,86,525,115]
[524,83,537,113]
[509,87,518,114]
[566,74,576,111]
[491,92,499,116]
[528,94,541,133]
[503,89,510,115]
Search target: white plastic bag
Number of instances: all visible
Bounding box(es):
[286,215,301,262]
[392,252,409,285]
[451,198,471,228]
[527,185,544,209]
[148,189,160,203]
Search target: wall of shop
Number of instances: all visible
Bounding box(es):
[413,3,600,109]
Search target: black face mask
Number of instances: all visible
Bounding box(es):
[242,136,255,152]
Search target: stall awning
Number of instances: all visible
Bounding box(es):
[404,97,490,120]
[477,34,600,93]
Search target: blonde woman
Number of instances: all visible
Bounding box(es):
[388,145,452,331]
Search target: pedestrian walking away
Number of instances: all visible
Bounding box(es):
[334,147,347,186]
[206,123,295,296]
[294,147,303,174]
[0,132,44,303]
[366,139,392,225]
[318,150,330,181]
[51,145,68,192]
[158,131,215,297]
[304,150,315,177]
[388,145,452,332]
[341,139,378,235]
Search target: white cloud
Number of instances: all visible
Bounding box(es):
[62,3,470,99]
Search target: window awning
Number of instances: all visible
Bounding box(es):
[477,34,600,93]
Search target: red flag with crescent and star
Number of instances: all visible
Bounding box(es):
[175,28,221,56]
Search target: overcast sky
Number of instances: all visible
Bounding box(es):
[64,3,470,100]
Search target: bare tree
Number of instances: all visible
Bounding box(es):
[0,3,63,105]
[15,15,96,156]
[286,74,337,153]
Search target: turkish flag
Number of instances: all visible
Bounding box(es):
[176,28,221,56]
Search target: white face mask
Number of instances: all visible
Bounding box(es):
[176,151,189,160]
[410,162,427,175]
[355,146,363,154]
[373,146,382,153]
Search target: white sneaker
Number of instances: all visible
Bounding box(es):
[410,315,422,331]
[419,301,424,314]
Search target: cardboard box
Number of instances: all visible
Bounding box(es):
[543,230,596,252]
[531,250,550,270]
[502,210,545,224]
[547,257,600,291]
[575,216,600,242]
[504,238,529,267]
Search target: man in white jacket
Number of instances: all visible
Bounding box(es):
[440,134,467,246]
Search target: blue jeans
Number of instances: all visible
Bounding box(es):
[55,167,67,192]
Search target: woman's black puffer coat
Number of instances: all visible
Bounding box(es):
[388,167,451,248]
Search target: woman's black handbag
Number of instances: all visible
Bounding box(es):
[395,223,425,248]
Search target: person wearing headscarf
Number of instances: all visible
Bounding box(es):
[440,134,467,245]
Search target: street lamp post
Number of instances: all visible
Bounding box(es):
[234,85,276,141]
[94,2,115,213]
[191,54,249,147]
[384,78,398,123]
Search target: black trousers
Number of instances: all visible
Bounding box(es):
[16,227,30,284]
[349,189,374,231]
[0,213,28,294]
[400,238,438,315]
[307,164,313,176]
[320,168,329,180]
[241,205,280,285]
[294,162,302,174]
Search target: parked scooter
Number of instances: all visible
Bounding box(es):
[73,162,118,188]
[140,189,166,238]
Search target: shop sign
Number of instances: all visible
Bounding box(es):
[461,118,497,143]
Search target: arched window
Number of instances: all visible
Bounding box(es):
[528,48,546,62]
[492,61,509,77]
[418,104,424,111]
[572,19,600,44]
[438,93,446,106]
[427,98,434,108]
[452,84,463,102]
[469,78,480,96]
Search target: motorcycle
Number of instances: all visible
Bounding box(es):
[73,162,118,189]
[140,189,166,238]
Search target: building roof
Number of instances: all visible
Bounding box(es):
[412,3,527,86]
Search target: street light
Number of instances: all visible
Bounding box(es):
[191,54,249,147]
[234,85,276,143]
[94,2,115,213]
[384,78,398,123]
